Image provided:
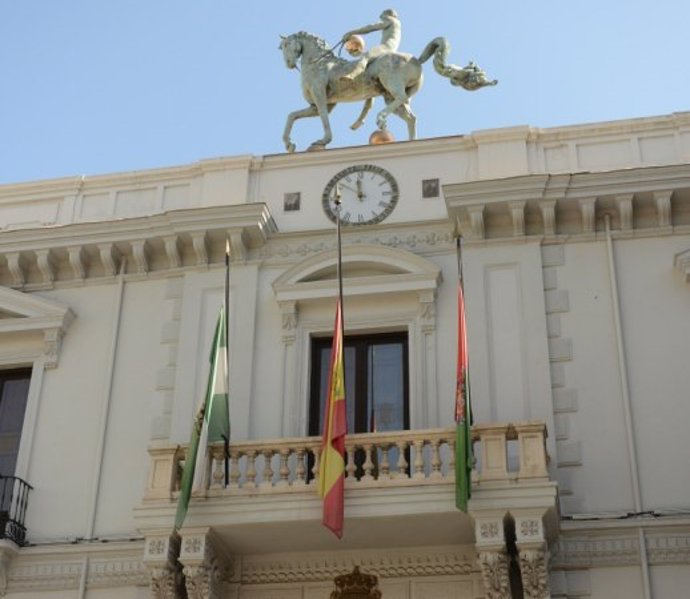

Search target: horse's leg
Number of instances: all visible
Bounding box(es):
[375,81,409,132]
[283,105,319,153]
[393,102,417,140]
[350,98,374,131]
[308,99,335,151]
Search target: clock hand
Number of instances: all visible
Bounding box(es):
[356,178,366,201]
[337,183,358,194]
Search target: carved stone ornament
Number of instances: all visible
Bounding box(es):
[519,548,549,599]
[331,566,381,599]
[150,565,185,599]
[477,550,510,599]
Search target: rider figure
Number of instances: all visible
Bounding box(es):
[341,9,401,81]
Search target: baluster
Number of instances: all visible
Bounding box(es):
[278,448,290,487]
[379,444,390,480]
[395,440,408,479]
[260,449,274,489]
[430,439,442,479]
[362,444,375,481]
[345,446,356,480]
[211,447,225,489]
[295,448,306,485]
[311,447,321,486]
[412,439,425,480]
[229,450,241,489]
[245,450,257,489]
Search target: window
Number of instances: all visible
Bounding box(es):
[0,369,31,477]
[309,332,408,436]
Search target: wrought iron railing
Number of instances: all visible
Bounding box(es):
[0,475,32,546]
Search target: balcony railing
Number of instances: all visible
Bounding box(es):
[144,422,549,501]
[0,475,32,546]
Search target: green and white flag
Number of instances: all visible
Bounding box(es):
[174,306,229,531]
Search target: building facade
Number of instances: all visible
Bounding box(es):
[0,111,688,598]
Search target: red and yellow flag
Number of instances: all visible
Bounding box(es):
[318,297,347,538]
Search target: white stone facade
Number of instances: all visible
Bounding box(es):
[0,112,688,598]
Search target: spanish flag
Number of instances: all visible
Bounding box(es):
[318,297,347,538]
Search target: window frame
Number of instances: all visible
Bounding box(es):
[309,331,410,436]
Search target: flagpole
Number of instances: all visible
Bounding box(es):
[335,186,344,332]
[223,239,231,486]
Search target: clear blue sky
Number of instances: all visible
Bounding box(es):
[1,1,688,184]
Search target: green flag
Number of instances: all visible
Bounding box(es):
[174,306,229,530]
[455,282,472,511]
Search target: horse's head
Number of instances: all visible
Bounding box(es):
[279,34,302,70]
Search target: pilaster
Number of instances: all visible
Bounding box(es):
[473,511,511,599]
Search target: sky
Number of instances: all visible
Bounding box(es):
[1,0,689,184]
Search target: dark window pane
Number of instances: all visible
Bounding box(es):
[311,333,407,436]
[0,371,31,476]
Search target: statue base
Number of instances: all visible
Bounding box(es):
[369,129,395,145]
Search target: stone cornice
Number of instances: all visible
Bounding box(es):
[0,204,277,289]
[444,163,690,241]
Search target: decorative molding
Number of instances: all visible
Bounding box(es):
[444,162,690,242]
[0,204,276,288]
[0,541,19,596]
[7,560,82,592]
[239,547,476,584]
[550,535,639,568]
[259,227,454,263]
[476,550,510,599]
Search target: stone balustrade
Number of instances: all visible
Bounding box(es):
[144,422,548,501]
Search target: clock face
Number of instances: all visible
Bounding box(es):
[322,164,399,226]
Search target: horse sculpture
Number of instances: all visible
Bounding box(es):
[279,31,497,152]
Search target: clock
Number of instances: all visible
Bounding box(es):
[322,164,399,226]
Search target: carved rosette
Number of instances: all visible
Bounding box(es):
[519,548,549,599]
[477,550,510,599]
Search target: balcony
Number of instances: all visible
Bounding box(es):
[134,422,557,554]
[0,475,32,547]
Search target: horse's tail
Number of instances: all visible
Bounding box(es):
[418,36,498,91]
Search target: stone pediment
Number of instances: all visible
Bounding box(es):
[0,286,74,368]
[272,243,442,303]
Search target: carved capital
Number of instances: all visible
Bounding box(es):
[519,547,550,599]
[179,530,233,599]
[477,550,510,599]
